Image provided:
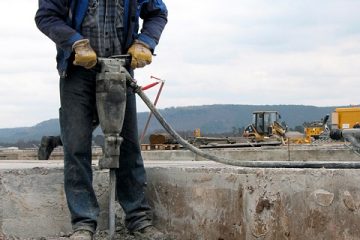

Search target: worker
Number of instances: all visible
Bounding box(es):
[353,122,360,128]
[35,0,168,239]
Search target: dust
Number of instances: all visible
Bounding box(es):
[4,224,136,240]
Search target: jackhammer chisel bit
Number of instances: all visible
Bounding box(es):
[96,56,129,239]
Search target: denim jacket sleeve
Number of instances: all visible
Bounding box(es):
[137,0,168,51]
[35,0,83,52]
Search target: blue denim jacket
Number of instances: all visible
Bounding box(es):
[35,0,168,77]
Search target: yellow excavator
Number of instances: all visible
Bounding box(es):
[243,111,286,143]
[303,114,330,140]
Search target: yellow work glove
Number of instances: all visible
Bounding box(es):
[127,40,152,69]
[72,39,97,69]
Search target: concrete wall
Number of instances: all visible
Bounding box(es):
[0,163,110,239]
[142,145,360,162]
[0,148,102,160]
[146,161,360,240]
[3,144,359,162]
[1,151,360,239]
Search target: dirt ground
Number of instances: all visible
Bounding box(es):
[5,226,176,240]
[3,206,168,240]
[5,224,136,240]
[4,212,174,240]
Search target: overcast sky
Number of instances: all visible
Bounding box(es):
[0,0,359,128]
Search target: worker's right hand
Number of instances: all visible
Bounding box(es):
[72,39,97,69]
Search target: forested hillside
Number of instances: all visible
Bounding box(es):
[0,104,337,144]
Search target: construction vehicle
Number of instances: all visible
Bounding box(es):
[329,107,360,141]
[243,111,286,142]
[303,114,330,140]
[331,107,360,129]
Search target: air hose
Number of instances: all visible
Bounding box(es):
[127,77,360,169]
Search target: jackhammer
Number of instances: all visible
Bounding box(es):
[96,55,360,239]
[96,56,128,239]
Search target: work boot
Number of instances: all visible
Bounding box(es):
[133,225,169,240]
[38,136,62,160]
[69,230,93,240]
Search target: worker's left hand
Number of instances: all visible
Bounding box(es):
[127,40,152,69]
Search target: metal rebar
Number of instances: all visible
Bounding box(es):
[139,79,165,143]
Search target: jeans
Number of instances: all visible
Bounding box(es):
[60,66,152,233]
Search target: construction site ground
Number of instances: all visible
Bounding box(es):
[2,143,360,240]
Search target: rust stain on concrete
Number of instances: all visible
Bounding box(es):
[192,175,213,183]
[305,209,330,233]
[255,198,272,214]
[148,180,245,240]
[313,189,334,207]
[343,191,357,211]
[225,174,237,183]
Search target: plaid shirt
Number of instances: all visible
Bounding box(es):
[81,0,124,57]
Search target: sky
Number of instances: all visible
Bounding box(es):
[0,0,360,128]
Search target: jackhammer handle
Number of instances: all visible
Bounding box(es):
[92,54,132,72]
[108,54,132,65]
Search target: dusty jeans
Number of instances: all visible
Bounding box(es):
[60,66,152,233]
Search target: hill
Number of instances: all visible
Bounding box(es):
[0,104,337,144]
[138,104,335,134]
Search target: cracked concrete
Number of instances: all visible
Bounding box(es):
[2,146,360,239]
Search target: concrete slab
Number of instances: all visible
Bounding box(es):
[146,161,360,240]
[1,145,360,239]
[142,144,360,162]
[0,161,109,239]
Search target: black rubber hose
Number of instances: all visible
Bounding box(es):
[128,79,360,169]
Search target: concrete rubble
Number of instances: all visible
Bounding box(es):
[1,145,360,239]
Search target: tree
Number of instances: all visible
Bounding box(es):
[294,125,304,133]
